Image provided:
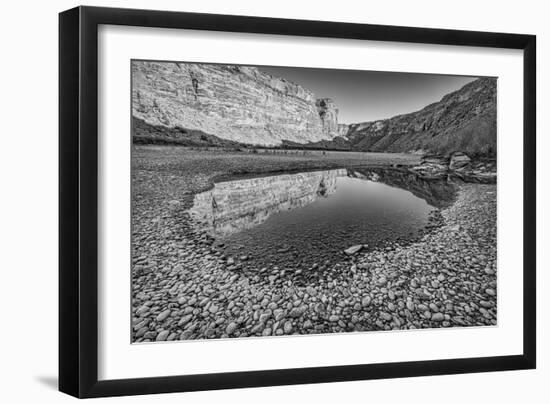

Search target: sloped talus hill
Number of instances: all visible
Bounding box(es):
[132,61,341,146]
[344,78,497,156]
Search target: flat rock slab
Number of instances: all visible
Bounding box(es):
[344,245,363,255]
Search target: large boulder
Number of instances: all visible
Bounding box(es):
[411,152,496,184]
[449,152,472,170]
[411,154,449,178]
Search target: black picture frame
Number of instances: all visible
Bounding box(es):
[59,5,536,398]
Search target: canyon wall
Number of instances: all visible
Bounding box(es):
[132,61,340,146]
[133,61,496,156]
[189,169,346,237]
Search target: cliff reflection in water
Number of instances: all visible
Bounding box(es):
[349,168,457,209]
[189,167,457,274]
[189,169,347,237]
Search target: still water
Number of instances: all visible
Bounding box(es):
[189,168,455,273]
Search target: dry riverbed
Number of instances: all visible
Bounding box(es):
[131,146,496,341]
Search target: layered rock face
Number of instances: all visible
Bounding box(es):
[337,123,350,137]
[315,98,340,138]
[189,169,346,237]
[132,61,339,146]
[343,78,497,156]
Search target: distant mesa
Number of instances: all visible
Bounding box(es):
[132,61,496,156]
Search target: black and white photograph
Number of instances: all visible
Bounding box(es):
[131,61,497,342]
[1,0,544,401]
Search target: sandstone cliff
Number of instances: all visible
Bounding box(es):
[132,61,340,146]
[342,78,497,156]
[315,98,340,138]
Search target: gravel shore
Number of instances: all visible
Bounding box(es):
[131,147,496,342]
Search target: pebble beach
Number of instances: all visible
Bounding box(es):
[131,147,496,342]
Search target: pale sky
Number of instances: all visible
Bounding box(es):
[260,66,478,124]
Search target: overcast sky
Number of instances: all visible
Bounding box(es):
[259,65,478,124]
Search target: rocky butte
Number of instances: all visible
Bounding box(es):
[132,61,341,146]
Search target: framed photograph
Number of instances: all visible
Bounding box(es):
[59,6,536,398]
